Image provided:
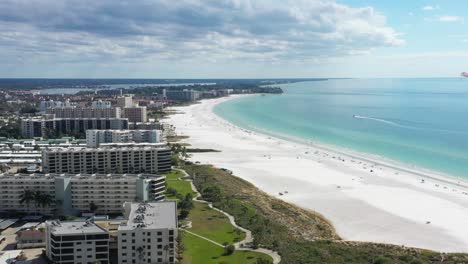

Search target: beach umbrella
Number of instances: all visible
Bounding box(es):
[461,72,468,78]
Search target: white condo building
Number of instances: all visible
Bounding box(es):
[0,173,166,215]
[118,201,177,264]
[42,145,171,175]
[91,100,112,108]
[46,107,121,119]
[45,220,110,264]
[86,129,162,147]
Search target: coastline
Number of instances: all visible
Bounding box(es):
[167,94,468,253]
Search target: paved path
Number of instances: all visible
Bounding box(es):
[173,168,282,264]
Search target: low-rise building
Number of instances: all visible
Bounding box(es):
[118,201,177,264]
[0,173,166,215]
[42,145,171,175]
[45,220,110,264]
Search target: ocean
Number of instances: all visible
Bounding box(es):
[214,78,468,178]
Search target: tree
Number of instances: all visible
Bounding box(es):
[19,189,35,213]
[179,209,190,219]
[224,244,235,256]
[35,191,54,210]
[89,201,99,214]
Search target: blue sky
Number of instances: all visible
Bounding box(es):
[0,0,466,78]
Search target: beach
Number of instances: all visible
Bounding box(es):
[167,95,468,253]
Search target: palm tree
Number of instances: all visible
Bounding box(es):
[19,189,35,213]
[34,191,54,214]
[89,201,98,214]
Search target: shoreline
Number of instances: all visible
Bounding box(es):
[166,95,468,253]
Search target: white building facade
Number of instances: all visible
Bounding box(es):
[86,129,162,147]
[0,173,166,215]
[118,201,177,264]
[45,220,110,264]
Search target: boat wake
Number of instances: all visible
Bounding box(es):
[353,115,467,135]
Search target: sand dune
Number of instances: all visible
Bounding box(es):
[167,95,468,253]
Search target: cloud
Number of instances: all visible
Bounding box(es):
[438,15,464,23]
[0,0,403,65]
[422,6,438,11]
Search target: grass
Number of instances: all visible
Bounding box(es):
[165,179,195,200]
[163,169,186,180]
[188,202,245,245]
[181,231,272,264]
[183,163,468,264]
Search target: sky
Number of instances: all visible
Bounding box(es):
[0,0,466,78]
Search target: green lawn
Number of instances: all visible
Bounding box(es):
[181,231,272,264]
[165,178,196,200]
[188,202,245,245]
[163,169,186,180]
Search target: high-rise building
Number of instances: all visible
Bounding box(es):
[91,100,112,108]
[122,107,147,123]
[0,173,166,215]
[46,107,121,118]
[117,96,134,108]
[165,89,200,101]
[45,220,110,264]
[40,100,76,112]
[118,201,177,264]
[86,130,162,147]
[21,118,129,138]
[42,146,171,175]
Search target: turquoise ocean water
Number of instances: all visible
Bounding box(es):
[214,78,468,178]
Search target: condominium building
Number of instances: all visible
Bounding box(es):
[0,173,166,215]
[165,89,200,101]
[117,96,134,108]
[118,201,177,264]
[45,220,110,264]
[21,118,129,138]
[42,146,171,175]
[40,100,76,112]
[46,107,121,118]
[91,100,112,108]
[86,129,162,147]
[122,106,147,123]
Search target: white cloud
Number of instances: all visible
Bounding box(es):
[0,0,404,65]
[438,16,464,23]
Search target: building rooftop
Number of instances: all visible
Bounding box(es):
[0,173,165,180]
[43,145,169,152]
[119,201,177,231]
[46,220,108,235]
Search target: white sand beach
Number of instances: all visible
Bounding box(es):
[167,95,468,253]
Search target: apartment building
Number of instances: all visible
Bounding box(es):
[165,89,200,101]
[86,129,162,147]
[40,100,76,112]
[45,220,110,264]
[117,96,134,108]
[0,173,166,215]
[91,100,112,108]
[42,146,171,175]
[21,118,129,138]
[46,107,121,118]
[122,106,147,123]
[118,201,177,264]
